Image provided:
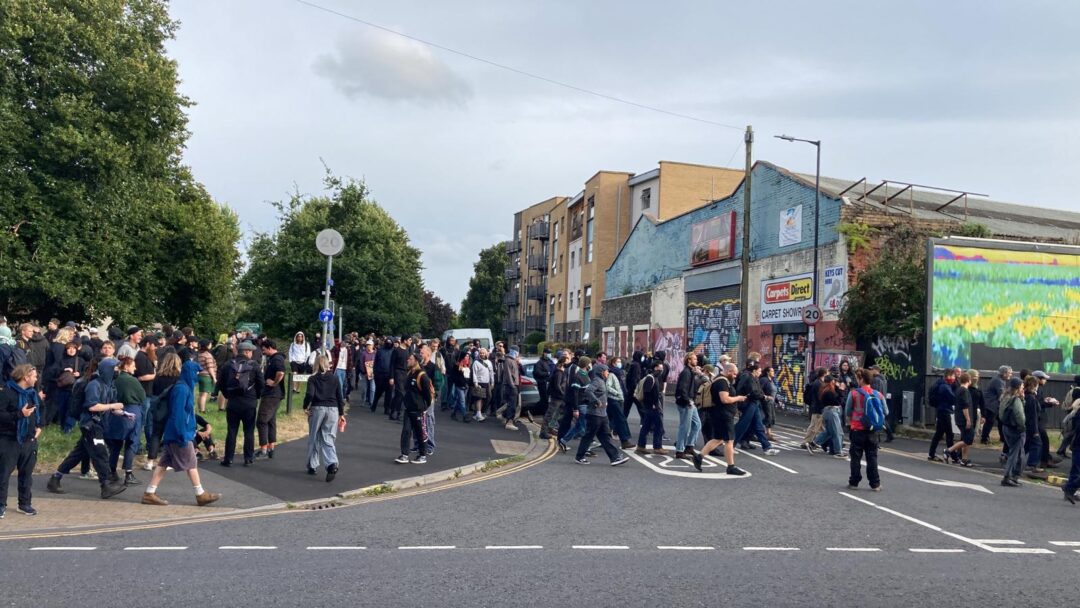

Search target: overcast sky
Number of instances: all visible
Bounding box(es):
[166,0,1080,310]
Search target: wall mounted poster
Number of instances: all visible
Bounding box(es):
[690,211,736,266]
[779,205,802,247]
[822,265,846,311]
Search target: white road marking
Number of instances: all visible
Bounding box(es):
[743,547,800,551]
[624,448,752,479]
[826,547,881,552]
[219,546,277,550]
[838,492,1053,554]
[732,449,799,474]
[306,546,367,550]
[1049,541,1080,547]
[123,546,187,551]
[398,546,456,550]
[572,545,629,550]
[909,548,966,553]
[657,546,715,551]
[29,547,96,551]
[971,539,1024,545]
[484,545,543,550]
[876,465,993,494]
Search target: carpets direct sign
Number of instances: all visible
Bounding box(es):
[760,272,815,324]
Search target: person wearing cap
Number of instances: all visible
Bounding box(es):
[117,326,141,359]
[86,327,104,356]
[572,363,629,466]
[256,339,286,459]
[984,365,1012,451]
[1030,370,1060,469]
[998,376,1027,486]
[216,342,264,467]
[357,338,377,408]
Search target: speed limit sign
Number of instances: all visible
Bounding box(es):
[802,304,822,326]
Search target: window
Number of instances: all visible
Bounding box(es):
[586,198,595,263]
[583,286,592,331]
[559,254,563,272]
[641,187,651,210]
[568,291,573,310]
[553,221,559,241]
[570,250,575,269]
[557,294,562,310]
[577,289,582,309]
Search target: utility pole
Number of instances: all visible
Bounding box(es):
[338,303,344,342]
[738,125,753,363]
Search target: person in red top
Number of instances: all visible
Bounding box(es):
[845,368,886,491]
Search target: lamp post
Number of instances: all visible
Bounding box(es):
[775,134,821,362]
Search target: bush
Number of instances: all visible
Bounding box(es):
[523,331,546,355]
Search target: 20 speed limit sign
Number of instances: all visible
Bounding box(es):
[802,303,822,326]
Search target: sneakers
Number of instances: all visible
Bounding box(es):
[326,465,338,482]
[833,452,848,459]
[674,452,689,460]
[960,460,974,468]
[412,456,427,464]
[764,449,780,456]
[100,483,127,499]
[16,504,37,516]
[254,449,267,459]
[196,491,222,506]
[142,461,154,471]
[871,486,883,493]
[504,422,518,431]
[725,465,747,476]
[557,441,569,453]
[575,458,590,465]
[307,466,317,475]
[142,492,169,506]
[692,452,704,472]
[394,455,410,464]
[928,455,943,462]
[847,484,859,490]
[0,506,4,519]
[47,476,64,494]
[78,471,98,481]
[124,472,141,486]
[805,442,818,454]
[1001,478,1020,487]
[611,456,630,467]
[208,450,220,461]
[584,450,596,457]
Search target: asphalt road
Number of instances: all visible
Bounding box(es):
[2,422,1077,607]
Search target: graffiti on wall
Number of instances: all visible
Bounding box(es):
[813,350,864,371]
[773,333,808,408]
[603,331,616,356]
[652,327,686,384]
[686,298,740,366]
[868,335,918,381]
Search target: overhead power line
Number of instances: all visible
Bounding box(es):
[294,0,744,131]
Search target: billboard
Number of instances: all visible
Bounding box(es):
[690,212,736,266]
[760,272,814,324]
[929,240,1080,374]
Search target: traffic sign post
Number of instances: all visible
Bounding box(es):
[802,303,822,326]
[317,229,344,355]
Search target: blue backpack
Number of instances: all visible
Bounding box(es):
[859,387,887,431]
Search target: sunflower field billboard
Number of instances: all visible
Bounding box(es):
[928,239,1080,375]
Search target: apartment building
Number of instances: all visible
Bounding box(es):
[504,161,741,346]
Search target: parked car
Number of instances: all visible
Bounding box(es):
[517,357,542,415]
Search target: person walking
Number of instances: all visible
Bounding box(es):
[448,350,471,422]
[540,351,568,439]
[469,348,494,422]
[358,339,376,409]
[813,376,846,457]
[558,356,593,452]
[800,368,828,450]
[845,368,885,491]
[1062,380,1080,503]
[303,355,345,481]
[395,353,432,465]
[1022,376,1044,478]
[606,356,634,449]
[999,377,1026,487]
[144,353,182,472]
[760,366,778,442]
[944,372,978,467]
[697,363,747,475]
[140,361,221,506]
[624,351,646,419]
[195,340,217,414]
[0,364,43,517]
[733,361,780,455]
[217,342,263,467]
[288,332,310,394]
[388,337,410,421]
[674,353,704,460]
[927,369,958,462]
[983,365,1010,446]
[372,338,394,414]
[256,339,285,459]
[573,364,630,466]
[330,339,351,402]
[533,349,554,418]
[499,349,523,430]
[635,359,669,457]
[106,356,145,486]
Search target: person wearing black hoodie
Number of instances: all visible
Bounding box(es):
[395,353,432,465]
[624,351,645,419]
[540,351,569,439]
[388,338,410,420]
[217,343,264,467]
[372,339,394,414]
[927,369,958,462]
[304,354,345,481]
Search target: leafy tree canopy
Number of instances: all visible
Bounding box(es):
[421,290,456,338]
[839,224,927,341]
[459,242,508,342]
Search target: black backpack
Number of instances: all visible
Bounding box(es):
[0,344,28,382]
[149,384,175,427]
[224,359,256,398]
[68,376,92,422]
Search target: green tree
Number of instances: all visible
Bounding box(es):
[459,243,508,340]
[839,224,927,341]
[0,0,240,331]
[241,174,425,338]
[421,290,456,337]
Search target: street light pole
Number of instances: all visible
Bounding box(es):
[775,135,822,364]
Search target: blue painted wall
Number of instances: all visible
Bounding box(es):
[605,162,842,299]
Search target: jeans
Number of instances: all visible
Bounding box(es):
[560,406,588,443]
[56,390,75,433]
[814,407,843,454]
[335,369,348,402]
[257,394,281,446]
[637,408,665,450]
[306,406,339,471]
[357,375,374,407]
[225,405,257,463]
[675,405,701,453]
[928,410,955,458]
[1002,426,1025,479]
[848,429,880,488]
[1025,432,1043,468]
[575,415,621,461]
[607,398,631,443]
[735,403,773,450]
[501,386,519,422]
[0,437,36,509]
[140,398,152,454]
[450,386,468,417]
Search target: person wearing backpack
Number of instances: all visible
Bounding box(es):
[845,368,887,491]
[733,361,780,456]
[217,342,264,467]
[998,377,1027,487]
[696,363,747,475]
[395,353,432,465]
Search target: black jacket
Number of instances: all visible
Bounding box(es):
[675,367,695,406]
[548,365,567,401]
[626,352,644,403]
[304,371,345,415]
[405,368,433,413]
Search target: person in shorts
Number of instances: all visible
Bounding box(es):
[697,363,747,476]
[140,360,221,507]
[944,372,977,467]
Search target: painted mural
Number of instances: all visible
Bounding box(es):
[686,299,740,366]
[773,332,808,409]
[652,327,686,384]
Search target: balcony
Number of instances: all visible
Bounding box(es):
[504,265,520,281]
[503,291,520,307]
[502,319,522,334]
[527,221,550,240]
[526,280,547,301]
[527,253,548,271]
[525,315,545,332]
[505,239,521,254]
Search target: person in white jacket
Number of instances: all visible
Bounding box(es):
[470,348,494,422]
[288,332,311,394]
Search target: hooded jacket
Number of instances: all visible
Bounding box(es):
[626,351,645,401]
[164,361,200,445]
[288,333,310,365]
[83,358,118,425]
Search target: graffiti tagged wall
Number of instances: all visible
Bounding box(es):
[652,327,685,384]
[773,332,808,408]
[686,286,740,366]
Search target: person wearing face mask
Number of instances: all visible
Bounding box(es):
[606,356,633,449]
[927,368,958,462]
[635,360,669,456]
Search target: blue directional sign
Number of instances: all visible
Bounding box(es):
[319,308,334,323]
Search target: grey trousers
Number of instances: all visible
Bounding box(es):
[307,406,339,471]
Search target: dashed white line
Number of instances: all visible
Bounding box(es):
[909,548,966,553]
[219,546,277,550]
[123,546,188,551]
[29,547,96,551]
[826,547,881,552]
[398,545,456,550]
[484,545,544,550]
[743,547,800,551]
[572,545,629,550]
[306,546,367,550]
[971,539,1024,545]
[657,546,715,551]
[1049,541,1080,547]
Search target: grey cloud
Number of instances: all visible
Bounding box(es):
[312,31,472,105]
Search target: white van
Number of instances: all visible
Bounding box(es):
[441,328,494,349]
